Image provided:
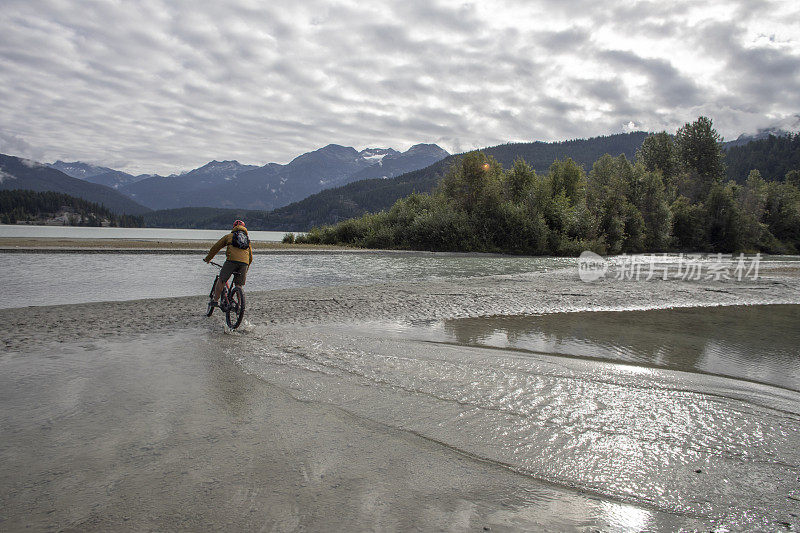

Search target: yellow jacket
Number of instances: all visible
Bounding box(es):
[204,225,253,265]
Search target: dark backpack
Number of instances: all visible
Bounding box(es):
[231,230,250,249]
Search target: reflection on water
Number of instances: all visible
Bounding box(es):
[383,305,800,391]
[242,303,800,530]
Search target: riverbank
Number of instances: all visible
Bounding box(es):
[1,257,796,350]
[2,261,799,531]
[4,256,799,351]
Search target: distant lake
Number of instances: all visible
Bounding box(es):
[0,224,291,242]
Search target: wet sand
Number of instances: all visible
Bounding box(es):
[4,256,799,352]
[0,331,708,532]
[2,258,800,531]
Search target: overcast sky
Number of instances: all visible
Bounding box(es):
[1,0,799,174]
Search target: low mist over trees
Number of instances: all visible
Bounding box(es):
[294,117,800,255]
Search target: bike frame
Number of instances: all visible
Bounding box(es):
[209,261,236,307]
[208,261,246,330]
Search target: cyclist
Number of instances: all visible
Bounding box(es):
[204,219,253,308]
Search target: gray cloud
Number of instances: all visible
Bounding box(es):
[0,0,798,174]
[684,18,800,131]
[536,27,592,53]
[597,50,702,107]
[0,132,45,161]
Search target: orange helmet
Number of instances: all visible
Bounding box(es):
[233,219,245,229]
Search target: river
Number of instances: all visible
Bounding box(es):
[1,248,799,531]
[0,251,575,309]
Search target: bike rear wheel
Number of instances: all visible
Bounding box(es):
[226,286,245,329]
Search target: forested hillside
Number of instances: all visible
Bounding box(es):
[0,190,143,226]
[294,117,800,255]
[140,130,799,233]
[725,134,800,183]
[142,206,275,229]
[243,132,649,230]
[123,144,447,211]
[0,154,151,215]
[481,133,649,173]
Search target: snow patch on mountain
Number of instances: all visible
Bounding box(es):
[358,148,398,165]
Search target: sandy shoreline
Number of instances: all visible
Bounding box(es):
[4,258,800,351]
[2,259,800,531]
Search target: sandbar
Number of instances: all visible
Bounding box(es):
[2,256,800,531]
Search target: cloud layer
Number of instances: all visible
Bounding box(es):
[1,0,798,174]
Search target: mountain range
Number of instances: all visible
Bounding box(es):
[46,144,448,211]
[235,132,653,230]
[722,114,800,148]
[1,142,449,220]
[118,143,448,210]
[3,125,797,230]
[139,129,799,231]
[0,154,150,215]
[48,161,149,190]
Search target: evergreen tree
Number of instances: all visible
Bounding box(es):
[725,133,800,183]
[786,169,800,189]
[675,116,726,201]
[705,183,742,252]
[505,158,537,203]
[638,132,677,178]
[636,164,672,250]
[637,131,677,201]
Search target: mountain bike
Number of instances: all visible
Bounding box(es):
[206,261,246,329]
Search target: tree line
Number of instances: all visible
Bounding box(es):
[725,133,800,184]
[137,133,650,231]
[292,117,800,255]
[0,189,143,227]
[141,206,271,229]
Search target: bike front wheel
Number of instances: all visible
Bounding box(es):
[206,275,219,316]
[226,286,245,329]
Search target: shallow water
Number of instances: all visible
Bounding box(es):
[356,305,800,391]
[0,330,708,531]
[238,304,800,531]
[0,252,575,308]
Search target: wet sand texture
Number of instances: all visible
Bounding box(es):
[0,332,707,532]
[4,259,799,351]
[1,258,800,531]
